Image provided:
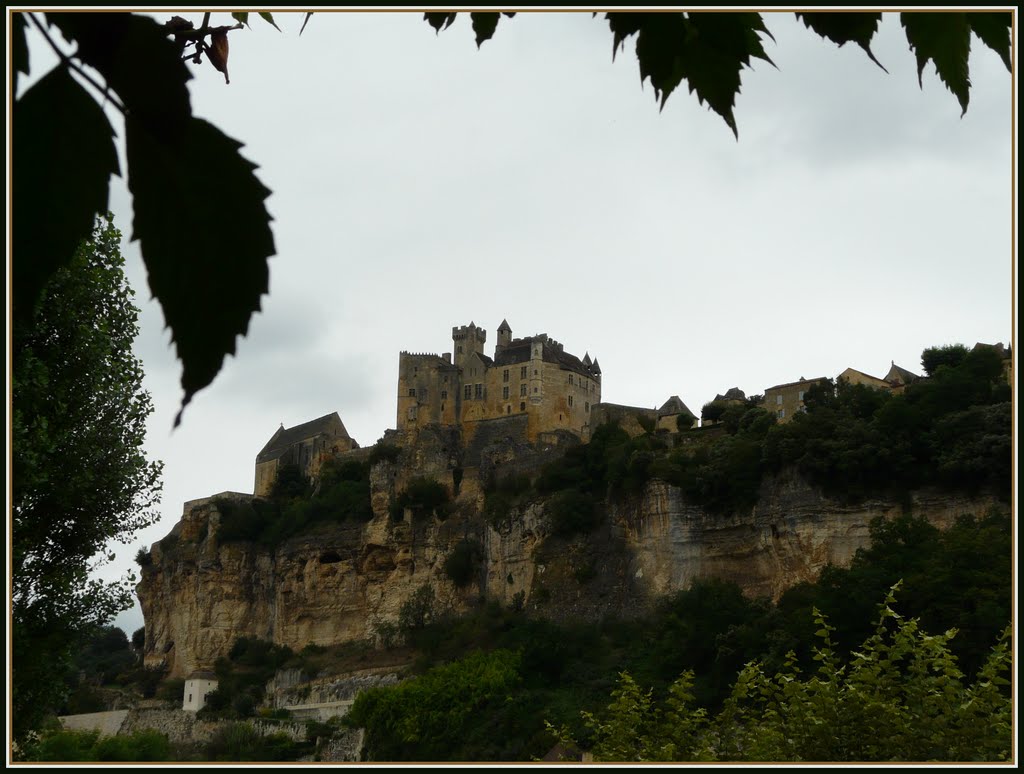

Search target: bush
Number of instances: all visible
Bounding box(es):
[28,729,171,762]
[368,442,401,466]
[155,678,185,703]
[204,722,305,762]
[444,539,482,588]
[392,477,450,521]
[548,491,599,537]
[398,585,436,633]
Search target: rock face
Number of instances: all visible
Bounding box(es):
[137,437,1000,679]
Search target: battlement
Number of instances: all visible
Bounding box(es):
[452,322,487,343]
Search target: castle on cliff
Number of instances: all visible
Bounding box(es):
[251,319,699,495]
[397,320,603,443]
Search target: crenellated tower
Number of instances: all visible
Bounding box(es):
[452,321,487,370]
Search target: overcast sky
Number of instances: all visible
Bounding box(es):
[12,10,1016,636]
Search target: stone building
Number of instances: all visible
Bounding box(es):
[838,363,920,395]
[764,377,828,424]
[397,320,602,443]
[182,671,218,712]
[254,412,357,496]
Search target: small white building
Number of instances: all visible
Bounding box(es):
[183,671,219,712]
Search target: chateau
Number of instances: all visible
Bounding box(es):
[397,320,603,443]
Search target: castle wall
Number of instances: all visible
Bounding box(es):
[590,403,659,437]
[397,353,458,432]
[255,459,279,497]
[399,323,600,443]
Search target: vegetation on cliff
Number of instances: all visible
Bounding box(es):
[484,343,1010,531]
[344,509,1010,762]
[215,457,373,546]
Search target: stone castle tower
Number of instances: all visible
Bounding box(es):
[397,320,601,443]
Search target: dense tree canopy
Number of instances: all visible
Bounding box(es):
[12,10,1012,423]
[12,216,163,739]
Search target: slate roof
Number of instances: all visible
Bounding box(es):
[714,387,746,402]
[492,336,599,379]
[257,412,349,463]
[658,395,695,417]
[765,376,828,392]
[886,363,920,384]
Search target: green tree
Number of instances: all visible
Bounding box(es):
[12,216,163,741]
[346,649,523,761]
[921,343,970,376]
[12,11,1011,421]
[553,585,1012,762]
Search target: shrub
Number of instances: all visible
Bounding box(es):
[368,443,401,466]
[444,539,482,588]
[155,678,185,703]
[547,491,599,537]
[393,477,450,521]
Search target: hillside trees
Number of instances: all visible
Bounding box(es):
[551,585,1013,762]
[12,11,1011,422]
[12,216,163,740]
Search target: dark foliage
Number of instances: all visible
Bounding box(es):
[444,539,483,588]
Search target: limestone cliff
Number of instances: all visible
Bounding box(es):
[137,435,998,679]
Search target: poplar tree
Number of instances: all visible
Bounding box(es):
[12,216,163,740]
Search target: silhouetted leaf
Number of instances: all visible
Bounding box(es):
[13,66,119,321]
[635,13,774,137]
[796,12,886,71]
[232,12,249,27]
[425,12,457,34]
[125,117,275,425]
[900,12,971,115]
[259,12,281,32]
[635,14,688,108]
[470,13,500,47]
[300,12,314,36]
[967,12,1012,71]
[605,12,647,60]
[47,12,192,144]
[13,12,29,95]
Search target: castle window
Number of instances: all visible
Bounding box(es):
[777,409,786,419]
[585,402,590,412]
[568,374,573,385]
[503,369,509,383]
[458,345,463,354]
[464,385,472,400]
[419,388,427,399]
[520,384,527,397]
[441,390,448,400]
[520,402,526,411]
[408,388,416,397]
[520,366,527,379]
[475,383,483,399]
[798,390,805,401]
[507,406,511,414]
[533,387,538,394]
[568,395,573,407]
[503,386,510,399]
[776,395,783,406]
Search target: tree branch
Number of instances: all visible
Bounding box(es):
[25,12,127,116]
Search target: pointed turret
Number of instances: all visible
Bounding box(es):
[496,318,512,352]
[582,352,592,367]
